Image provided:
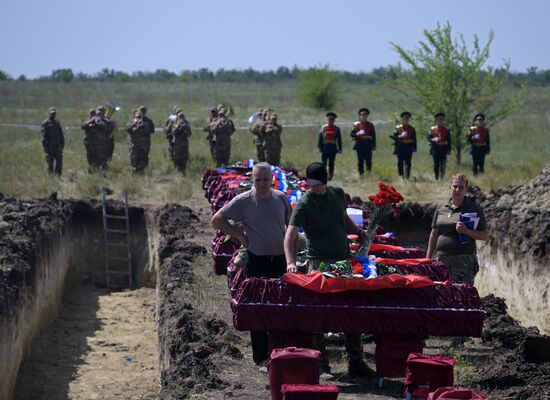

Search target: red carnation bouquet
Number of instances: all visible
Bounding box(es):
[356,183,404,257]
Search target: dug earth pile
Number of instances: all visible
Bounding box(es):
[472,165,550,334]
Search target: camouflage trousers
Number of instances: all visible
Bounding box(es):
[45,148,63,176]
[85,141,108,171]
[435,254,479,285]
[256,143,265,162]
[308,259,365,369]
[214,141,231,167]
[172,144,189,173]
[264,147,281,166]
[128,137,150,174]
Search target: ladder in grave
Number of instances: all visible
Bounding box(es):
[102,188,132,288]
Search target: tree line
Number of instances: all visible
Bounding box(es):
[1,65,550,86]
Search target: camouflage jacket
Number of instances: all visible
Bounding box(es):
[41,118,64,150]
[262,123,283,148]
[210,118,235,141]
[172,120,192,146]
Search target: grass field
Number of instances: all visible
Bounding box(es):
[0,81,548,204]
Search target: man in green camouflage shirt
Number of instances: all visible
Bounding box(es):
[41,107,64,176]
[250,109,265,162]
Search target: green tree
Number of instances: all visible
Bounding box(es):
[51,68,74,82]
[390,22,525,163]
[0,70,10,81]
[297,65,340,110]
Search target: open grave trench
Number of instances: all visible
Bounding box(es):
[1,166,549,400]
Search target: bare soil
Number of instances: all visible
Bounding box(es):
[15,285,160,400]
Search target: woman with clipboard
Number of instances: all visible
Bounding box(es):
[427,173,489,284]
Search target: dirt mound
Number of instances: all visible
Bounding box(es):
[476,294,550,399]
[0,192,72,317]
[470,165,550,264]
[156,203,243,399]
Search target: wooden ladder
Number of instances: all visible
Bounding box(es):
[102,188,132,289]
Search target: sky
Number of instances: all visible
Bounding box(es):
[1,0,548,78]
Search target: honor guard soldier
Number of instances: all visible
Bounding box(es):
[391,111,417,179]
[350,108,376,176]
[318,112,342,180]
[41,107,65,176]
[126,110,152,174]
[427,112,451,180]
[466,113,491,175]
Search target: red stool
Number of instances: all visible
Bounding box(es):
[282,384,340,400]
[428,386,487,399]
[405,353,455,399]
[269,347,320,400]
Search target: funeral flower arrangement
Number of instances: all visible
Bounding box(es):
[356,182,404,257]
[318,182,405,279]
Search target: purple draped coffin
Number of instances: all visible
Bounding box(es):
[231,278,484,337]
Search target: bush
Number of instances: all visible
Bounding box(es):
[297,65,340,110]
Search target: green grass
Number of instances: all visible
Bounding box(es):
[1,81,548,203]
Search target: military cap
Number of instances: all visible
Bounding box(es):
[358,108,370,115]
[434,112,446,118]
[48,107,57,114]
[139,105,147,113]
[271,114,278,118]
[88,108,96,114]
[210,107,218,112]
[400,111,412,118]
[175,107,182,114]
[97,105,106,113]
[326,112,337,119]
[473,113,485,121]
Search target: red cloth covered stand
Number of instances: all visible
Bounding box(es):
[374,335,425,378]
[405,353,455,398]
[269,347,320,400]
[282,384,340,400]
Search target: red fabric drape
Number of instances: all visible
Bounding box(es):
[283,272,436,294]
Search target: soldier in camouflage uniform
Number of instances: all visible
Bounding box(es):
[210,108,235,167]
[164,105,181,161]
[126,111,152,174]
[41,107,64,176]
[81,108,109,171]
[203,107,218,162]
[262,114,283,165]
[171,111,192,173]
[138,105,155,157]
[95,106,116,162]
[250,109,265,162]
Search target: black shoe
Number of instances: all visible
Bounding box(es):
[348,361,376,378]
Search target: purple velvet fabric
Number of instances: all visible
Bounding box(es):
[231,277,484,337]
[390,260,450,282]
[370,247,426,259]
